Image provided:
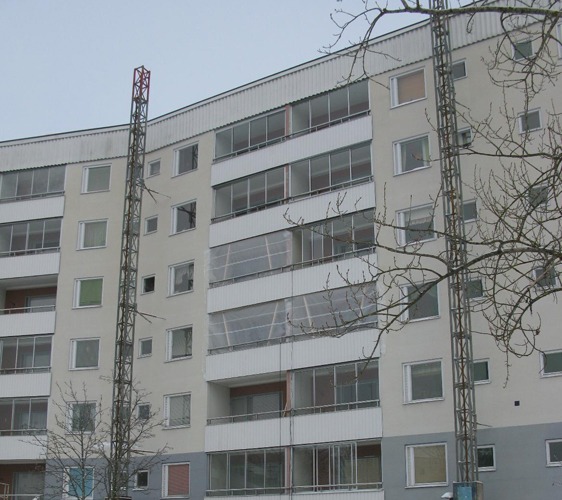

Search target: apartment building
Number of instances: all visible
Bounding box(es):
[0,9,560,500]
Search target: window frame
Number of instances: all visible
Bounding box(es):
[145,215,158,235]
[138,338,153,358]
[174,143,198,176]
[77,219,108,250]
[393,134,431,175]
[147,159,161,177]
[403,360,444,404]
[513,39,534,61]
[172,200,197,235]
[477,445,496,472]
[74,277,103,308]
[166,326,193,362]
[163,393,191,428]
[162,462,190,498]
[401,281,440,322]
[68,402,97,434]
[135,469,149,490]
[547,439,562,466]
[405,442,448,487]
[169,261,194,296]
[138,403,151,421]
[82,164,110,194]
[473,359,490,384]
[518,109,542,133]
[397,204,436,246]
[540,350,562,377]
[64,466,94,499]
[69,338,100,370]
[452,60,467,80]
[532,265,557,289]
[141,275,155,295]
[458,127,473,148]
[390,68,426,108]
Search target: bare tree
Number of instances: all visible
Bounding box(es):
[285,0,561,365]
[34,381,167,499]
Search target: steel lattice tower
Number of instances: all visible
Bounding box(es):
[430,1,479,487]
[109,66,150,499]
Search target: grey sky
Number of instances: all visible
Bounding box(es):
[0,1,422,142]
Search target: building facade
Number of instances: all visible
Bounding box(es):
[0,10,561,500]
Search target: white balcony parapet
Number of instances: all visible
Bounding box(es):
[0,310,56,337]
[0,435,46,461]
[0,195,64,224]
[0,372,51,398]
[205,487,384,500]
[0,251,59,280]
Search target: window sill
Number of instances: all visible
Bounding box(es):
[77,246,107,251]
[474,380,491,385]
[394,165,431,176]
[478,467,496,472]
[404,397,444,405]
[400,236,438,247]
[168,290,194,298]
[81,189,110,194]
[547,463,562,467]
[172,168,198,178]
[405,482,447,489]
[170,227,196,237]
[69,366,100,371]
[404,314,441,323]
[166,356,193,363]
[163,424,191,430]
[391,96,427,109]
[73,305,103,310]
[540,372,562,378]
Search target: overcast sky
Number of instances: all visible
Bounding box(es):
[0,1,423,142]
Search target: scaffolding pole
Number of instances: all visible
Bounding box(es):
[429,1,480,493]
[109,65,150,499]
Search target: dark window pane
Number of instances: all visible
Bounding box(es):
[48,166,65,192]
[266,168,285,203]
[233,124,249,152]
[349,80,369,114]
[16,171,33,197]
[267,112,285,140]
[310,95,329,128]
[232,180,248,213]
[32,169,49,195]
[250,117,267,146]
[330,88,348,121]
[249,174,266,207]
[351,145,372,180]
[330,150,350,186]
[310,155,330,192]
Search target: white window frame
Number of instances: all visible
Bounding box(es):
[63,466,95,499]
[463,199,477,222]
[163,393,191,428]
[393,134,430,175]
[174,143,198,176]
[458,127,473,148]
[162,462,190,498]
[138,338,152,358]
[138,403,151,421]
[74,277,103,308]
[142,275,155,294]
[145,215,158,234]
[518,109,541,133]
[147,159,161,177]
[70,338,100,370]
[171,200,196,235]
[401,281,440,322]
[77,219,108,250]
[169,261,194,296]
[68,401,97,433]
[532,265,557,289]
[452,60,467,80]
[558,24,562,59]
[512,39,533,61]
[166,326,193,362]
[134,469,149,490]
[405,442,448,487]
[390,68,426,108]
[397,204,436,246]
[82,164,111,193]
[540,350,562,377]
[466,276,484,300]
[403,360,444,403]
[473,359,490,384]
[547,439,562,466]
[477,445,496,471]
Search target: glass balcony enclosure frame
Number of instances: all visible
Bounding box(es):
[0,165,65,203]
[0,397,48,435]
[0,335,52,374]
[0,218,62,257]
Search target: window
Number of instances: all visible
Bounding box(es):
[142,275,155,294]
[145,216,158,234]
[458,128,472,147]
[70,339,100,370]
[0,336,52,374]
[70,402,96,433]
[135,470,149,489]
[394,135,430,174]
[467,277,484,300]
[398,205,436,245]
[82,165,110,193]
[175,144,198,175]
[391,69,425,107]
[547,440,562,466]
[402,282,439,321]
[519,109,541,132]
[0,218,62,256]
[406,443,447,486]
[513,39,533,60]
[164,394,191,427]
[78,220,107,249]
[138,404,151,421]
[404,360,443,402]
[463,200,477,222]
[477,446,496,471]
[172,201,196,233]
[169,262,194,295]
[163,463,190,497]
[0,165,65,201]
[452,60,467,80]
[541,350,562,376]
[148,159,160,177]
[139,338,152,357]
[528,184,549,208]
[64,467,94,499]
[166,327,193,361]
[74,278,103,308]
[0,397,48,434]
[533,266,557,289]
[473,360,490,383]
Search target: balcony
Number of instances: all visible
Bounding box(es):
[0,252,59,280]
[0,435,46,461]
[206,489,384,500]
[0,308,56,337]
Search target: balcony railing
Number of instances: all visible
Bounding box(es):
[0,428,47,437]
[207,399,380,426]
[0,305,56,315]
[0,247,60,259]
[206,482,382,496]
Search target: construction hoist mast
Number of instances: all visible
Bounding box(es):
[430,3,482,498]
[109,65,150,499]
